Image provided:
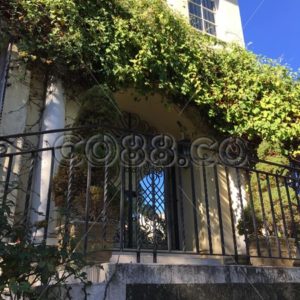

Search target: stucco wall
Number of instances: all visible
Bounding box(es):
[167,0,245,45]
[215,0,244,45]
[0,45,30,136]
[167,0,189,18]
[114,89,204,139]
[0,46,31,216]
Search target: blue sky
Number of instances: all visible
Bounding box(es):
[239,0,300,71]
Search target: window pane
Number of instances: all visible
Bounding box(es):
[202,0,215,10]
[204,21,216,36]
[190,0,202,5]
[189,15,203,31]
[203,8,215,22]
[188,2,201,17]
[189,0,216,36]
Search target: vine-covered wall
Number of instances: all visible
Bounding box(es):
[1,0,300,152]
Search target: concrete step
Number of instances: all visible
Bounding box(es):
[61,263,300,300]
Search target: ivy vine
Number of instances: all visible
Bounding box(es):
[1,0,300,151]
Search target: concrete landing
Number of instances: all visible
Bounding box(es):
[126,283,300,300]
[66,263,300,300]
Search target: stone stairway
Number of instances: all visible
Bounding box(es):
[63,262,300,300]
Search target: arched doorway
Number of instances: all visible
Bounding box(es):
[115,112,179,252]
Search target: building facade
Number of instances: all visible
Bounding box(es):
[1,2,300,299]
[168,0,244,44]
[0,0,245,137]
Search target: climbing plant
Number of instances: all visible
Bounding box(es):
[53,85,120,222]
[1,0,300,149]
[52,85,121,259]
[237,141,300,238]
[0,201,90,299]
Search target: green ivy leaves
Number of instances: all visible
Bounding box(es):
[1,0,300,148]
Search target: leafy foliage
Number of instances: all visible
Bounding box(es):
[238,141,300,238]
[0,201,89,299]
[53,85,120,237]
[1,0,300,146]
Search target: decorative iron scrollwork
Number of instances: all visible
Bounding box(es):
[149,134,176,167]
[136,164,168,250]
[219,137,248,166]
[86,133,118,167]
[190,136,218,166]
[120,133,147,167]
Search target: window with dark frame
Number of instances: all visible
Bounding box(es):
[188,0,216,36]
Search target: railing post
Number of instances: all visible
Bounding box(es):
[275,175,291,258]
[127,165,133,248]
[284,178,296,235]
[225,167,238,260]
[246,171,261,257]
[214,164,225,256]
[266,175,281,258]
[177,165,186,252]
[102,157,108,242]
[190,162,200,254]
[202,163,213,255]
[256,171,272,257]
[119,166,125,251]
[2,155,13,206]
[151,171,157,263]
[165,168,173,252]
[43,149,55,242]
[64,152,75,248]
[24,153,36,235]
[83,162,91,256]
[236,168,249,257]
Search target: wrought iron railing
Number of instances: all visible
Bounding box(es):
[1,126,300,265]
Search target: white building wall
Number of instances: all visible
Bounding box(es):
[0,45,31,135]
[167,0,189,18]
[167,0,245,45]
[0,45,31,216]
[215,0,244,45]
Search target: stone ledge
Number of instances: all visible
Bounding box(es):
[65,263,300,299]
[103,263,300,285]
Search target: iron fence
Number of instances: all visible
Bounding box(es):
[1,125,300,265]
